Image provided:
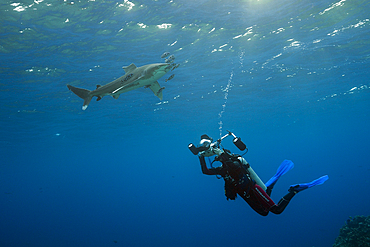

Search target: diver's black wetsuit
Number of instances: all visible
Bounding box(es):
[199,155,296,216]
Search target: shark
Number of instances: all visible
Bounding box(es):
[67,62,172,110]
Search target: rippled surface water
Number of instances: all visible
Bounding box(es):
[1,0,370,246]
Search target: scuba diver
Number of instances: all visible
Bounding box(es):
[188,131,329,216]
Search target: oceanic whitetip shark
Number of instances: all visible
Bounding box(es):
[67,62,172,110]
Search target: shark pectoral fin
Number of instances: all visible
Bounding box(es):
[122,63,137,73]
[149,81,164,100]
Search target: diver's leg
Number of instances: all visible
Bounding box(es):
[269,189,296,214]
[270,175,329,214]
[266,186,273,196]
[265,160,294,196]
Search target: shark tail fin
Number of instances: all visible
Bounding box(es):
[67,84,93,110]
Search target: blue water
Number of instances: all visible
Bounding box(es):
[1,0,369,246]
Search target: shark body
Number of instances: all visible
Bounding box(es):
[67,62,172,110]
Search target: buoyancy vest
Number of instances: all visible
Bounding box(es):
[219,152,276,216]
[220,153,255,200]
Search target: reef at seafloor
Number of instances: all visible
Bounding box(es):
[333,215,370,247]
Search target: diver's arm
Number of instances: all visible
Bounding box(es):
[199,155,219,175]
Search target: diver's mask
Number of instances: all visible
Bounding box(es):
[198,135,223,157]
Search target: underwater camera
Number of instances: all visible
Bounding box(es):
[188,130,247,156]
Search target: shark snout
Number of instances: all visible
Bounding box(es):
[160,63,172,72]
[153,63,172,76]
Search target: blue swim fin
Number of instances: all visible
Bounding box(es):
[265,160,295,187]
[290,175,329,193]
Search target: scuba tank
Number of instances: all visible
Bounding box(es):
[217,151,267,191]
[245,165,267,191]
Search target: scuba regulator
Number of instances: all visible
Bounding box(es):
[188,130,247,157]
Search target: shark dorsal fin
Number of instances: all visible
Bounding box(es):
[122,63,137,73]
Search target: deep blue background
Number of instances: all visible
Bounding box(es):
[1,0,370,246]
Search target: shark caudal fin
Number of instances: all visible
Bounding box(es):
[67,84,93,110]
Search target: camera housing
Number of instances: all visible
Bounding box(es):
[188,131,246,156]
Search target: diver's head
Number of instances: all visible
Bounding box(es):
[198,134,223,157]
[200,134,212,148]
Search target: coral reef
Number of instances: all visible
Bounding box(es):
[333,215,370,247]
